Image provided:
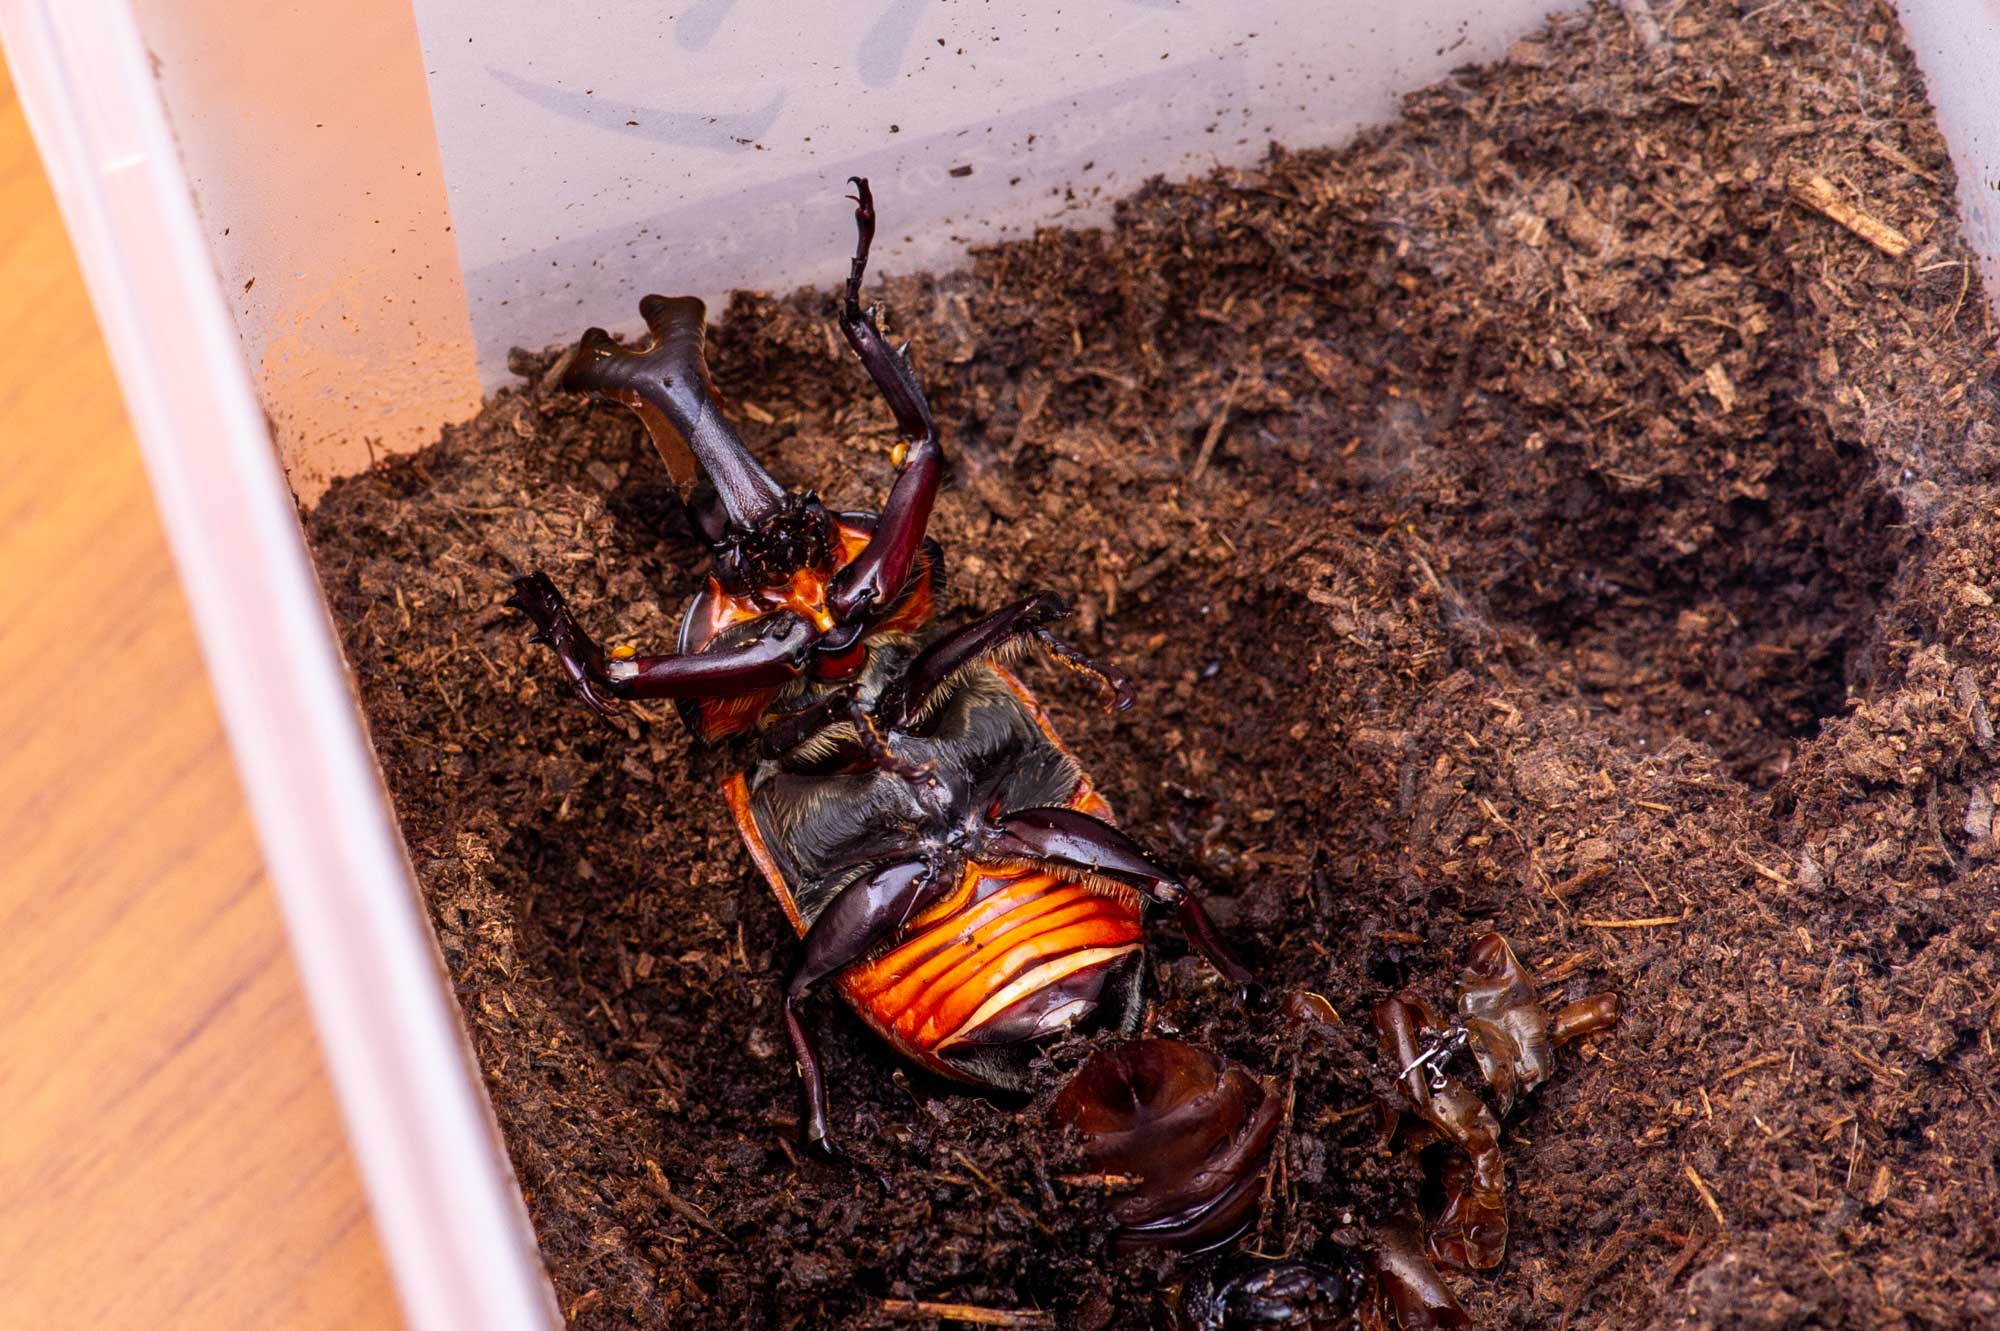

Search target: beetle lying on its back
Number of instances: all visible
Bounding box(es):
[510,179,1249,1153]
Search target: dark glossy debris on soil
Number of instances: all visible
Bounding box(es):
[1051,1038,1282,1255]
[306,0,2000,1325]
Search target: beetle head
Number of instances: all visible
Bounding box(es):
[711,489,835,598]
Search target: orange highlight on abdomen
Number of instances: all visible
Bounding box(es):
[839,863,1143,1060]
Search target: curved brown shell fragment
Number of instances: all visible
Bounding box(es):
[1283,989,1341,1028]
[1553,992,1624,1046]
[1374,1218,1471,1330]
[1423,1130,1510,1273]
[1457,932,1553,1111]
[1373,994,1509,1271]
[1051,1038,1282,1253]
[1375,935,1625,1275]
[1460,1016,1521,1114]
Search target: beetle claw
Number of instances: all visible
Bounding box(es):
[1027,624,1136,715]
[802,1135,890,1193]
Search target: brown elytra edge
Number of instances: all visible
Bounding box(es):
[304,1,2000,1326]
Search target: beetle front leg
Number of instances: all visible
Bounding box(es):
[509,573,818,715]
[828,177,944,624]
[784,855,953,1153]
[984,806,1254,988]
[839,177,935,455]
[506,571,624,718]
[759,689,938,788]
[838,694,940,788]
[606,612,819,699]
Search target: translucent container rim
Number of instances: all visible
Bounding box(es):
[0,3,558,1328]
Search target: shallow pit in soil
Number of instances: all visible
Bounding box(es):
[306,3,2000,1327]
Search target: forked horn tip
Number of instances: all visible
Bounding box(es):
[557,326,618,394]
[638,293,706,335]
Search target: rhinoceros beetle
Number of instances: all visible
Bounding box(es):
[509,179,1251,1154]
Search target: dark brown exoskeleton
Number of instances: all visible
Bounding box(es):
[1374,935,1622,1272]
[1167,1224,1470,1331]
[509,179,1252,1153]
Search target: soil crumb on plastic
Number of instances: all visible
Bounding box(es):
[307,2,2000,1327]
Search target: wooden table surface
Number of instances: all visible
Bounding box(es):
[0,60,405,1331]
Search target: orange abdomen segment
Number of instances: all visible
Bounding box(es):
[840,864,1143,1060]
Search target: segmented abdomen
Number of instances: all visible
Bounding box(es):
[721,666,1139,1083]
[837,863,1143,1066]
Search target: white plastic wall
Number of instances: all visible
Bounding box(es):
[1896,0,2000,316]
[0,5,560,1330]
[127,0,2000,496]
[410,0,1576,386]
[133,0,480,500]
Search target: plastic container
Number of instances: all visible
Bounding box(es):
[5,1,1995,1327]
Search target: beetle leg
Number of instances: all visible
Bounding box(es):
[839,694,940,788]
[1373,1216,1472,1329]
[759,688,857,760]
[828,177,945,624]
[839,177,934,455]
[505,571,624,718]
[759,688,938,787]
[509,574,819,712]
[983,806,1254,988]
[606,613,819,699]
[784,855,953,1153]
[886,592,1135,726]
[1027,624,1135,713]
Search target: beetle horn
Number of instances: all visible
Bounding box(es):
[562,294,788,533]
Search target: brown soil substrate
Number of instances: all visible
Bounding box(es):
[306,3,2000,1327]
